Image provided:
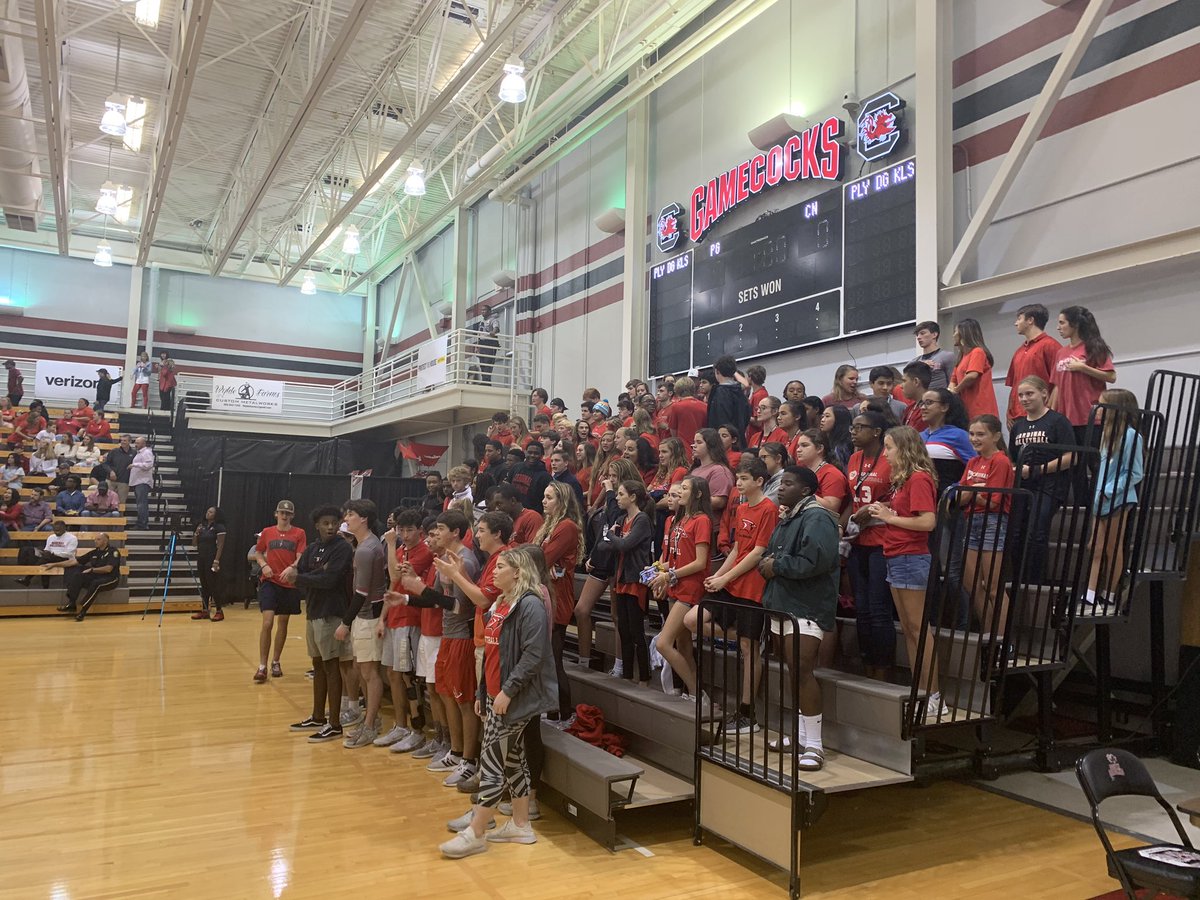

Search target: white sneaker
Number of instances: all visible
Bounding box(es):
[411,737,441,759]
[659,659,675,694]
[427,751,460,772]
[440,828,489,859]
[373,725,409,747]
[343,726,377,749]
[608,661,623,678]
[925,693,952,722]
[443,760,476,787]
[447,810,496,833]
[487,819,537,844]
[498,798,541,820]
[391,730,425,753]
[340,707,364,728]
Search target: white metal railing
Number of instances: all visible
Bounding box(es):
[174,328,534,422]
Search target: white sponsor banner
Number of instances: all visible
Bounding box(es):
[211,375,285,414]
[34,361,123,402]
[416,335,449,389]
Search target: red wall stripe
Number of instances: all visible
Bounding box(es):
[952,0,1140,88]
[954,40,1200,171]
[136,328,361,363]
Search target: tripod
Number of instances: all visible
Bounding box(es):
[141,526,203,627]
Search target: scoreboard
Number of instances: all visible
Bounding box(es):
[648,155,916,378]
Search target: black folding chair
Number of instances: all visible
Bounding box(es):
[1076,748,1200,899]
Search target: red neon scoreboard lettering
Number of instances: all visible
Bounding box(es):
[688,116,844,243]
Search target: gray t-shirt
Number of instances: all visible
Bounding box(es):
[353,533,388,620]
[440,544,481,639]
[911,348,956,391]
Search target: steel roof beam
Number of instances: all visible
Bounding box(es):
[32,0,69,255]
[136,0,215,266]
[208,0,377,275]
[277,0,539,287]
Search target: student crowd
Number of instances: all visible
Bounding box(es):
[240,302,1142,860]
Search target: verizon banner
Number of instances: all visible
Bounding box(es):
[34,361,123,402]
[211,376,285,414]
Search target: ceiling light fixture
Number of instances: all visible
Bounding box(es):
[94,241,113,267]
[96,181,119,216]
[122,96,146,151]
[300,273,317,295]
[403,166,426,197]
[99,95,127,136]
[135,0,160,28]
[342,225,361,255]
[498,58,527,103]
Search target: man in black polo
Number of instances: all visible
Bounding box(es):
[105,435,135,504]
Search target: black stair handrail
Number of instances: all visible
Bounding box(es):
[1142,370,1200,578]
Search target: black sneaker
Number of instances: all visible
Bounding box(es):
[56,605,76,613]
[290,716,326,732]
[308,724,343,743]
[724,714,760,735]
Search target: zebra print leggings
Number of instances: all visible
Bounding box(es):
[477,696,533,809]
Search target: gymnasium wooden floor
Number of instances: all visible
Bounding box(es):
[1,609,1140,899]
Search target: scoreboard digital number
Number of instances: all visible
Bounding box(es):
[648,155,916,378]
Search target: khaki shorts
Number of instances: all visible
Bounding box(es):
[351,616,383,664]
[768,617,825,640]
[306,616,351,662]
[474,645,484,684]
[416,635,441,681]
[381,625,418,673]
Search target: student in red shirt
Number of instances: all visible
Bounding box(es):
[690,457,779,734]
[1003,303,1060,429]
[846,411,894,680]
[867,427,946,721]
[949,318,998,421]
[71,398,94,427]
[529,388,553,421]
[252,500,307,683]
[899,362,931,431]
[665,376,709,454]
[777,400,804,463]
[85,412,112,441]
[536,482,583,722]
[793,429,850,516]
[378,508,434,753]
[1051,305,1117,501]
[958,415,1014,648]
[412,520,450,759]
[748,395,786,450]
[652,476,713,705]
[491,484,544,544]
[743,364,769,446]
[718,424,746,473]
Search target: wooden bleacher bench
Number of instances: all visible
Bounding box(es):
[539,725,644,850]
[52,516,129,527]
[8,531,127,542]
[0,565,131,576]
[0,547,128,559]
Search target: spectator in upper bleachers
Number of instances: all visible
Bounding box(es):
[55,433,77,461]
[106,435,134,504]
[421,472,446,519]
[707,355,751,435]
[132,352,153,409]
[16,519,77,587]
[129,437,155,530]
[549,397,566,417]
[85,481,121,523]
[55,409,80,437]
[3,359,23,406]
[56,476,86,517]
[86,412,112,441]
[76,435,102,466]
[910,321,956,391]
[3,453,24,490]
[508,444,551,515]
[548,448,584,508]
[94,370,121,413]
[0,398,12,425]
[48,461,72,496]
[0,488,23,537]
[30,439,58,476]
[21,487,51,532]
[156,352,178,411]
[8,404,44,449]
[71,398,93,428]
[530,388,551,419]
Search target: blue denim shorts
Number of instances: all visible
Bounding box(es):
[967,513,1008,552]
[886,553,932,591]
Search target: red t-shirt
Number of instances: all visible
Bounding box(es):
[56,417,80,436]
[663,513,711,605]
[512,508,544,545]
[882,471,936,558]
[814,463,850,515]
[386,539,432,627]
[256,525,306,586]
[745,387,769,444]
[647,465,687,494]
[474,550,507,649]
[86,420,112,440]
[666,397,709,454]
[960,451,1014,514]
[73,405,94,423]
[725,497,778,602]
[483,598,513,697]
[419,562,443,637]
[753,426,788,449]
[541,518,580,625]
[1051,343,1115,426]
[847,450,893,548]
[903,399,927,431]
[1005,333,1060,423]
[953,348,999,421]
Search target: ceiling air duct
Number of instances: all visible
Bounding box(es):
[0,4,42,232]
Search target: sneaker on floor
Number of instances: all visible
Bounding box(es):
[455,769,482,794]
[270,662,283,678]
[724,714,760,735]
[374,725,409,747]
[547,715,575,731]
[797,746,825,771]
[411,738,441,759]
[500,799,542,820]
[211,610,224,621]
[253,666,268,684]
[290,716,326,732]
[925,693,952,722]
[486,819,537,845]
[392,730,426,753]
[440,829,489,859]
[304,669,315,680]
[343,726,378,749]
[308,724,343,743]
[608,661,624,678]
[191,610,209,620]
[443,760,476,788]
[427,751,461,773]
[447,810,495,833]
[340,707,364,728]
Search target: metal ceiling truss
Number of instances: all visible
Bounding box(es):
[32,0,69,254]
